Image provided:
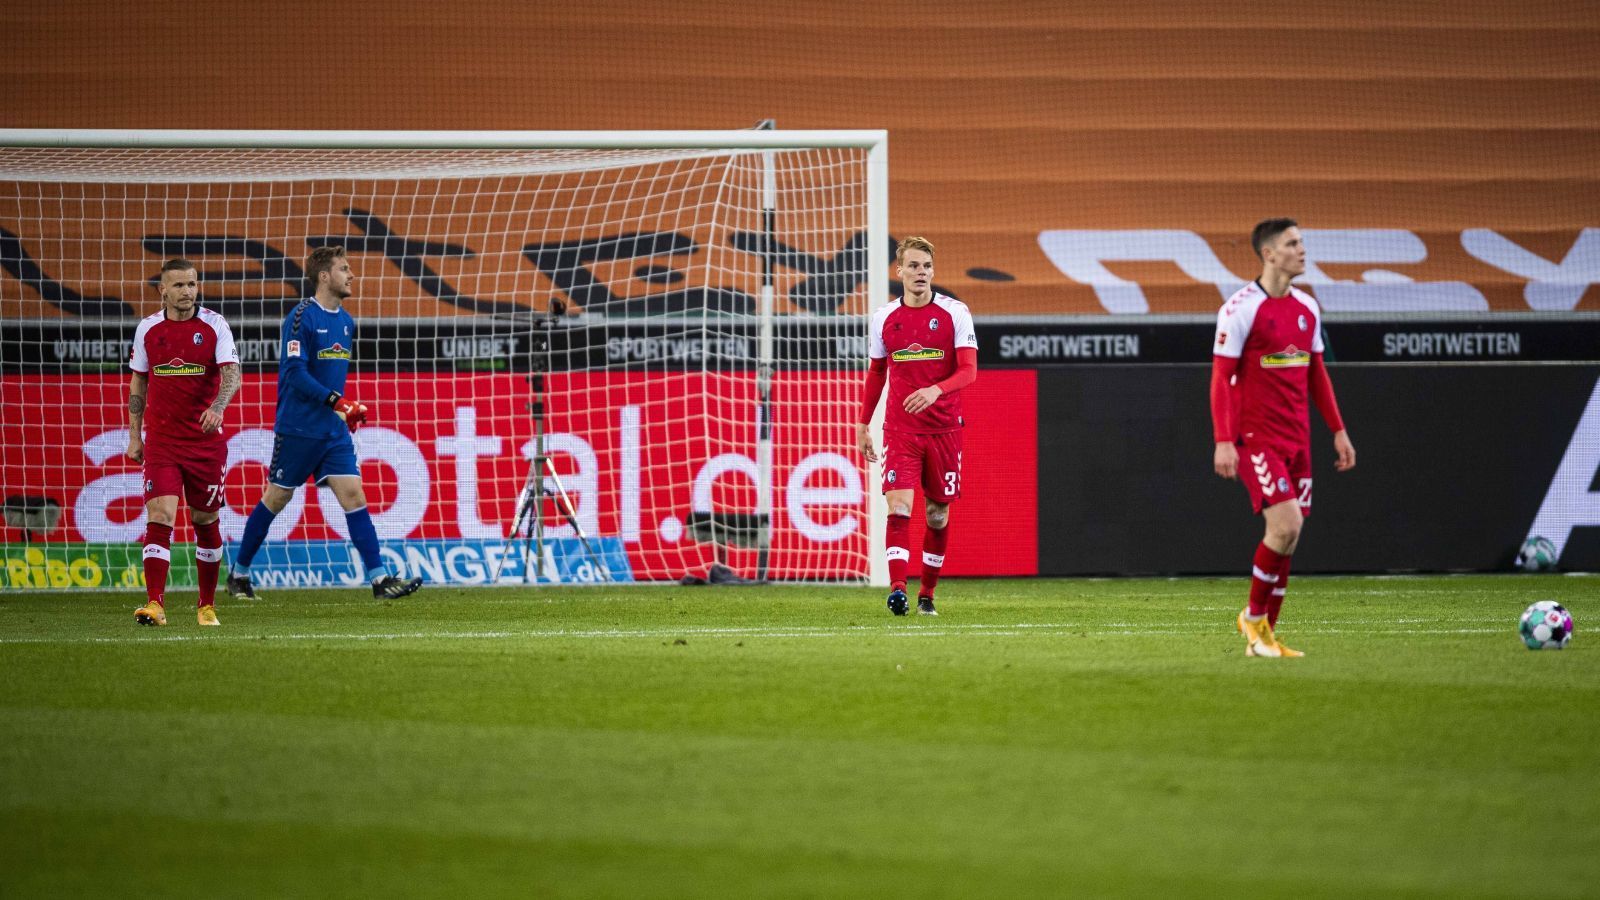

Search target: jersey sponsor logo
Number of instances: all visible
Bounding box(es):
[287,340,301,358]
[1260,345,1310,368]
[153,358,206,376]
[891,343,945,362]
[318,342,353,360]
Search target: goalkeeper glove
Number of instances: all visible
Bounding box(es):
[330,395,368,432]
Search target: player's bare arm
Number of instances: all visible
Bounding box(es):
[200,363,241,433]
[126,371,148,462]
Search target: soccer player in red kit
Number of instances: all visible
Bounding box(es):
[1212,219,1356,657]
[857,236,978,616]
[127,259,241,626]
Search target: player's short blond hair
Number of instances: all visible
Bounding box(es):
[896,236,935,262]
[158,258,196,278]
[306,245,347,288]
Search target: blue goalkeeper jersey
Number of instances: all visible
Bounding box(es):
[275,298,356,438]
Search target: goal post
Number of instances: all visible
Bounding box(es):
[0,128,890,589]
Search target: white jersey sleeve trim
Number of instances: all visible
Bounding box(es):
[128,312,162,373]
[939,295,979,350]
[867,300,899,360]
[198,307,241,366]
[1213,282,1264,359]
[1290,289,1326,354]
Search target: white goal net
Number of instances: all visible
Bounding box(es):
[0,130,888,589]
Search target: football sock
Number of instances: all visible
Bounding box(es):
[1268,554,1293,627]
[1247,541,1286,619]
[235,501,277,571]
[344,506,388,582]
[194,519,222,608]
[142,522,173,607]
[919,523,948,597]
[886,513,911,590]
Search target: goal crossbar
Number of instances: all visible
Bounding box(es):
[0,128,888,151]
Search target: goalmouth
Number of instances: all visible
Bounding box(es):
[0,129,890,588]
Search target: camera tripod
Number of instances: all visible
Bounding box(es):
[490,316,608,584]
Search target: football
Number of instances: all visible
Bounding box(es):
[1519,600,1574,650]
[1515,536,1558,572]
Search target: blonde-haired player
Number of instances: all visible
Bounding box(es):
[857,237,978,615]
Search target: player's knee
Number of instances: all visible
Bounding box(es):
[190,509,219,526]
[261,485,293,514]
[334,484,368,511]
[1269,519,1302,548]
[925,504,949,529]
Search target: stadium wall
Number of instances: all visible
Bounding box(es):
[8,360,1599,583]
[4,2,1598,583]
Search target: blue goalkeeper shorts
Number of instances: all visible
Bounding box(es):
[268,431,359,489]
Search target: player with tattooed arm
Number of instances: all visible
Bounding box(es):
[128,259,241,626]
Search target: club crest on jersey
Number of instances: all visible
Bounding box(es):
[1278,477,1291,495]
[887,470,897,484]
[153,358,205,376]
[144,480,154,493]
[1298,314,1308,332]
[317,342,352,360]
[929,317,939,330]
[891,343,945,362]
[1260,345,1310,368]
[192,332,203,345]
[287,340,301,358]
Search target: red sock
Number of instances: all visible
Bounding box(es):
[1268,554,1292,627]
[1247,541,1285,618]
[142,522,173,607]
[919,524,948,598]
[886,514,910,591]
[195,519,222,607]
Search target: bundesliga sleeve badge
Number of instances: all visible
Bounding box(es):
[287,340,301,357]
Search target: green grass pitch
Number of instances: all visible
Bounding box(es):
[2,575,1597,898]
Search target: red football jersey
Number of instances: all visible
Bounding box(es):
[868,293,978,434]
[1213,281,1324,450]
[129,307,240,446]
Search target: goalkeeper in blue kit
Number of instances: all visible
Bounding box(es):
[227,246,423,600]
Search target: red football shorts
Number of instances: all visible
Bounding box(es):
[1238,441,1312,516]
[882,429,964,500]
[143,438,229,511]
